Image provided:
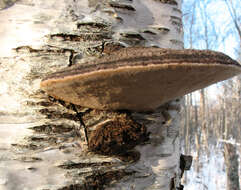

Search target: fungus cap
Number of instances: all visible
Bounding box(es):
[40,47,241,112]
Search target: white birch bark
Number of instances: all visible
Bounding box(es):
[0,0,184,189]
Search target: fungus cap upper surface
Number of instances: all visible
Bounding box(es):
[40,47,241,111]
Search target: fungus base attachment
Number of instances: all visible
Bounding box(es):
[88,113,149,158]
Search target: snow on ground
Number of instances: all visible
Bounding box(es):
[183,143,240,189]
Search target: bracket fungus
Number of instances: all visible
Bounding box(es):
[40,47,241,112]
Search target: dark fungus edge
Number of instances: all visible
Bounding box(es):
[41,47,241,81]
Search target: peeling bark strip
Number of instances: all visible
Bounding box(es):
[40,47,241,112]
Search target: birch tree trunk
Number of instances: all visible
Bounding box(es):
[0,0,184,189]
[224,143,240,190]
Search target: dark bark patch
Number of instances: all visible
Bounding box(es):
[155,0,178,5]
[141,29,158,35]
[77,22,110,31]
[59,170,135,190]
[13,45,72,54]
[180,154,193,178]
[26,100,54,107]
[39,108,78,121]
[30,124,74,134]
[58,161,112,169]
[50,33,111,42]
[88,114,149,156]
[180,154,192,170]
[120,32,145,40]
[170,16,182,23]
[173,7,182,14]
[154,27,170,34]
[109,2,136,11]
[26,136,57,143]
[84,170,135,189]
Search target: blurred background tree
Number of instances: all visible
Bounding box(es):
[181,0,240,189]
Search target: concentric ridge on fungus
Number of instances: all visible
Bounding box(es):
[40,47,241,111]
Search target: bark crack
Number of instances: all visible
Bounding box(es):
[71,104,90,146]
